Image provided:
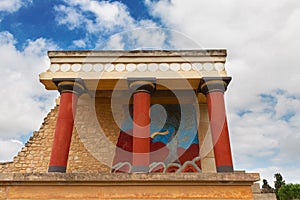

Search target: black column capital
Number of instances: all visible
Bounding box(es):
[199,77,232,95]
[52,78,87,96]
[128,78,156,94]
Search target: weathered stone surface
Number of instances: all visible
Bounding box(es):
[0,172,259,183]
[253,193,277,200]
[0,185,255,199]
[0,172,259,199]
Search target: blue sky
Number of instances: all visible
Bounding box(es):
[1,0,300,185]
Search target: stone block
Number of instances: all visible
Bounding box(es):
[201,157,217,173]
[252,183,261,193]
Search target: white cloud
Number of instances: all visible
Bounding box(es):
[230,91,300,169]
[101,26,167,50]
[0,31,57,140]
[72,39,87,48]
[104,34,124,50]
[54,0,135,33]
[54,4,85,30]
[54,0,167,50]
[127,20,167,49]
[0,0,32,13]
[0,139,23,162]
[0,31,16,45]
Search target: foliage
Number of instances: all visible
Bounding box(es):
[278,184,300,200]
[262,179,274,193]
[274,173,286,200]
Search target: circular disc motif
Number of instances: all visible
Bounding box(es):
[93,64,104,72]
[203,63,214,71]
[192,63,202,71]
[159,63,169,72]
[170,63,180,71]
[115,64,125,72]
[137,64,147,72]
[148,63,158,72]
[126,63,136,72]
[71,64,82,72]
[181,63,191,71]
[105,64,114,72]
[82,64,93,72]
[214,63,225,71]
[50,64,60,72]
[61,64,71,72]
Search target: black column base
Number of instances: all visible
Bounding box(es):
[216,165,234,172]
[48,166,67,173]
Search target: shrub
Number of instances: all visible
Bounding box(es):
[278,184,300,200]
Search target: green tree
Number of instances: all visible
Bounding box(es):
[274,173,286,200]
[278,184,300,200]
[262,179,274,193]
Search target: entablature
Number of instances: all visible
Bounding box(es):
[39,50,229,92]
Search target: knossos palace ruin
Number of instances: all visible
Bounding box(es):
[0,50,263,199]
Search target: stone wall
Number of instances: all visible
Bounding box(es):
[0,96,120,173]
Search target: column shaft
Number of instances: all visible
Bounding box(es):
[48,92,78,172]
[128,79,155,173]
[199,77,233,172]
[206,91,233,172]
[132,91,151,172]
[48,79,85,173]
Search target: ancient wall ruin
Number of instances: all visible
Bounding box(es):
[0,96,121,173]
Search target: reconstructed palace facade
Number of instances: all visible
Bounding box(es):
[0,50,260,199]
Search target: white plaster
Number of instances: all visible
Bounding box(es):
[203,63,214,71]
[71,64,82,72]
[93,64,104,72]
[126,63,136,72]
[214,63,225,71]
[82,64,93,72]
[60,64,71,72]
[159,63,169,72]
[192,63,202,71]
[181,63,191,71]
[115,64,125,72]
[104,64,114,72]
[50,64,60,72]
[148,63,158,72]
[170,63,180,71]
[137,63,147,72]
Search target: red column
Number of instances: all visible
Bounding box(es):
[48,80,85,172]
[129,80,155,173]
[200,77,233,172]
[133,92,151,171]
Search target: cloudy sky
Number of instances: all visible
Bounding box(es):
[1,0,300,184]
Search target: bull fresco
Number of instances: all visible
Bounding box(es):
[112,104,201,173]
